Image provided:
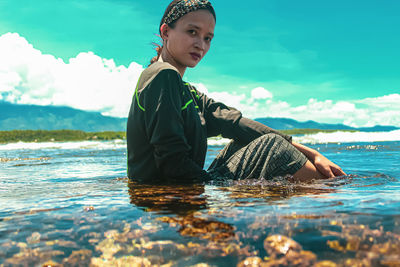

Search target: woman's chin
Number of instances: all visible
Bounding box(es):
[187,61,200,68]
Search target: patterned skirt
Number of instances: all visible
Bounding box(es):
[208,133,308,180]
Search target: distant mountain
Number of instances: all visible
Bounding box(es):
[0,102,126,131]
[255,117,399,132]
[1,102,398,132]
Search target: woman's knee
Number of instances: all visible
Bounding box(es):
[259,132,286,145]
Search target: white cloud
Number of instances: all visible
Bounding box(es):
[1,32,399,127]
[193,82,400,127]
[191,82,209,94]
[356,94,400,108]
[266,96,399,127]
[0,32,143,117]
[207,91,247,110]
[251,87,273,100]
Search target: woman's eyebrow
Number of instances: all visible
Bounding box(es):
[188,24,201,29]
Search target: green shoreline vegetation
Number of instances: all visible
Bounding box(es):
[0,130,126,144]
[0,129,357,144]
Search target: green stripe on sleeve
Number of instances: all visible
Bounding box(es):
[190,89,200,99]
[181,99,193,110]
[135,75,145,112]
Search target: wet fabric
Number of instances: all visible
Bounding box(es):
[208,133,308,180]
[127,61,295,183]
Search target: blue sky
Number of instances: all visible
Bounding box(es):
[0,0,399,126]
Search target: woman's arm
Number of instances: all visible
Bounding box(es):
[192,86,346,179]
[194,88,291,144]
[292,141,346,178]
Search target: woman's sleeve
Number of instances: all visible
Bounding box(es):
[196,89,292,144]
[143,70,210,182]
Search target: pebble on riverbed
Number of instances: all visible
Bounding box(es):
[157,215,235,242]
[263,235,302,256]
[324,222,400,266]
[83,206,95,212]
[238,235,318,267]
[91,256,152,267]
[61,249,92,266]
[236,226,400,267]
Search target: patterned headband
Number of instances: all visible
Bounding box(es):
[162,0,215,26]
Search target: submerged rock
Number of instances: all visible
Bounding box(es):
[313,261,338,267]
[4,248,64,266]
[237,257,263,267]
[90,256,152,267]
[41,260,61,267]
[26,232,41,244]
[236,235,317,267]
[263,235,302,257]
[62,249,92,266]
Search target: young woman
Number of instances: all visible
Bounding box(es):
[127,0,345,183]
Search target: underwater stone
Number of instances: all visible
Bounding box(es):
[237,257,263,267]
[263,235,302,257]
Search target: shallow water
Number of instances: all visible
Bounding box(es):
[0,138,399,266]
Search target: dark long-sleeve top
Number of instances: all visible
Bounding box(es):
[126,61,292,183]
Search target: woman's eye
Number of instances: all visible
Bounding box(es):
[188,30,196,35]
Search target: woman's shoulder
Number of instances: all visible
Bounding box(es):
[138,62,181,91]
[146,61,180,75]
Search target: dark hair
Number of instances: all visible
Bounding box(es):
[150,0,216,65]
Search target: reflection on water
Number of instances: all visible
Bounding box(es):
[129,181,236,244]
[1,141,400,266]
[128,181,207,215]
[218,178,337,202]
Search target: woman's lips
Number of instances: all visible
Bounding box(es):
[190,53,201,61]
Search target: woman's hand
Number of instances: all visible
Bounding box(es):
[291,141,346,178]
[313,153,346,178]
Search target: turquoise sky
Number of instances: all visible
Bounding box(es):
[1,0,399,107]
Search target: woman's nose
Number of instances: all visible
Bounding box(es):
[194,38,205,50]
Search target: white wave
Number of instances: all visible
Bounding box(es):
[0,138,229,151]
[207,130,400,146]
[1,130,399,151]
[207,137,231,146]
[293,130,400,144]
[0,140,126,151]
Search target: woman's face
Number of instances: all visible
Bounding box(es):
[161,9,215,74]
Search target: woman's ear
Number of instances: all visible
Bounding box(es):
[160,23,169,40]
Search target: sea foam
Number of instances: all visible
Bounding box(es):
[0,140,126,151]
[207,130,400,146]
[1,130,399,151]
[293,130,400,144]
